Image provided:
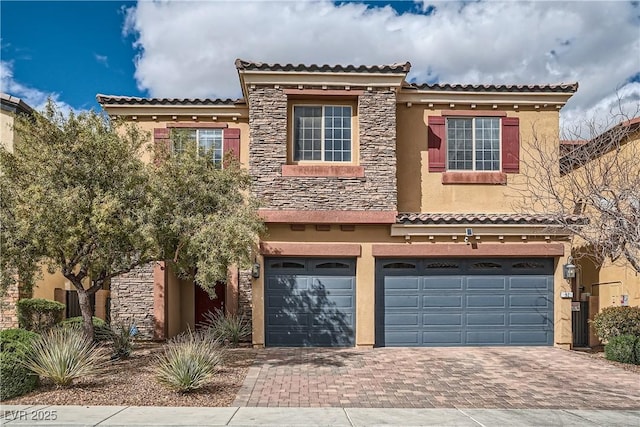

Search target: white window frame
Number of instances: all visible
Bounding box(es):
[172,128,224,167]
[291,104,353,163]
[446,117,501,172]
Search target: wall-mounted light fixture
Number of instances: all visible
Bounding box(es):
[563,256,576,279]
[251,261,260,279]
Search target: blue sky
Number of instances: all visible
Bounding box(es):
[1,1,639,132]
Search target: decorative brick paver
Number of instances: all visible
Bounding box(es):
[233,347,640,409]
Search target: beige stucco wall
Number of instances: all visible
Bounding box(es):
[32,267,68,301]
[0,109,15,152]
[396,106,560,213]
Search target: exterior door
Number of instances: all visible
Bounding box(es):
[194,282,225,328]
[376,258,554,346]
[264,257,356,347]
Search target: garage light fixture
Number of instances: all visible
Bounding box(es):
[563,257,576,279]
[251,261,261,279]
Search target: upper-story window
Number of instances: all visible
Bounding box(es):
[173,129,224,166]
[293,105,352,162]
[447,117,500,171]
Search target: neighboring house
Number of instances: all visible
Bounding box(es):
[560,117,640,347]
[99,59,588,349]
[0,93,110,329]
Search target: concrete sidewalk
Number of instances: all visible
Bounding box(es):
[1,405,639,426]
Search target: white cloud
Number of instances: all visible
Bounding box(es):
[1,60,77,115]
[94,53,109,67]
[123,0,640,134]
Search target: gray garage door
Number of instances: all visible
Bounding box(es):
[376,258,554,346]
[264,258,356,347]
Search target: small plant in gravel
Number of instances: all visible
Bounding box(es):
[155,330,225,393]
[591,306,640,342]
[97,320,138,359]
[0,329,40,400]
[605,334,640,365]
[200,309,251,347]
[21,326,108,387]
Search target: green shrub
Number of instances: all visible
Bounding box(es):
[200,309,251,347]
[155,331,225,393]
[16,298,65,332]
[97,320,138,359]
[0,329,40,354]
[0,352,38,400]
[21,326,108,387]
[61,316,111,340]
[604,334,640,365]
[591,306,640,342]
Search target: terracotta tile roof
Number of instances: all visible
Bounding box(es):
[405,82,579,93]
[235,59,412,74]
[397,213,586,225]
[96,94,245,106]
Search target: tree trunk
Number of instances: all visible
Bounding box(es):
[76,288,95,341]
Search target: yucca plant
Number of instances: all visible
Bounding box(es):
[96,320,138,359]
[21,326,108,387]
[155,330,225,393]
[200,309,251,347]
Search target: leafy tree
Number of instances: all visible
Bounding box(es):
[1,101,155,340]
[149,130,264,297]
[1,102,264,340]
[518,107,639,272]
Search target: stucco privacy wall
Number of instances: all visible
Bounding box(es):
[110,263,155,339]
[247,87,397,210]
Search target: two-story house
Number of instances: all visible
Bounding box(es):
[99,59,580,348]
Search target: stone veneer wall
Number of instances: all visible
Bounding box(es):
[0,283,20,329]
[238,269,253,342]
[247,87,397,210]
[110,263,155,339]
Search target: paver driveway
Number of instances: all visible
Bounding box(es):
[233,347,640,409]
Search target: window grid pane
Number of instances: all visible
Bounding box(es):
[447,117,500,171]
[294,106,322,161]
[198,129,223,166]
[323,106,351,162]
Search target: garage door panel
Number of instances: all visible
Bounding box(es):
[466,295,506,308]
[423,277,463,290]
[385,277,420,291]
[423,313,462,326]
[313,277,355,291]
[386,295,420,309]
[377,257,554,347]
[466,331,506,345]
[423,331,463,345]
[424,295,462,308]
[510,295,551,308]
[467,277,507,290]
[509,312,551,326]
[385,331,420,345]
[386,313,419,326]
[509,276,550,290]
[265,257,356,347]
[466,313,506,326]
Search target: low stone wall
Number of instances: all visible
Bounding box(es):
[110,263,155,339]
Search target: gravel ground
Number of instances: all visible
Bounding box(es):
[5,342,256,407]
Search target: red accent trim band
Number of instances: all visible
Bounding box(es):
[281,164,365,177]
[259,210,398,224]
[284,89,364,96]
[442,172,507,185]
[167,123,228,128]
[372,243,564,257]
[260,242,361,257]
[440,110,507,117]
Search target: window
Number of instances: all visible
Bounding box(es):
[293,105,352,162]
[447,117,500,171]
[172,129,223,166]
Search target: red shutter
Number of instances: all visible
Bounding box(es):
[502,117,520,173]
[428,116,446,172]
[223,128,240,164]
[153,128,171,164]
